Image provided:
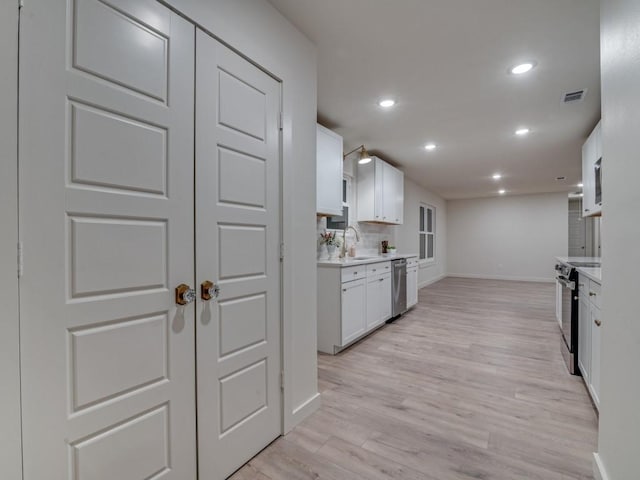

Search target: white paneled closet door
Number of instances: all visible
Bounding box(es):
[19,1,197,478]
[195,31,283,480]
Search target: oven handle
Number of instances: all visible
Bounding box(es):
[556,275,575,290]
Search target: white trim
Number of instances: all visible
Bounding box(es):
[593,453,610,480]
[418,273,446,289]
[287,393,321,432]
[0,2,22,478]
[447,273,555,283]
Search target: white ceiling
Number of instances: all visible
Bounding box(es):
[267,0,601,199]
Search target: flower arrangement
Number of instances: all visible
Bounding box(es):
[319,231,342,247]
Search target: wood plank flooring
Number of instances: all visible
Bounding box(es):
[231,277,598,479]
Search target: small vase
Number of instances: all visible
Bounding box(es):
[326,244,338,259]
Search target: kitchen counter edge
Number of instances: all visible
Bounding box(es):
[318,253,419,268]
[556,256,602,284]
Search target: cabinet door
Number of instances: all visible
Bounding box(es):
[366,276,380,330]
[555,280,562,328]
[578,293,591,381]
[407,267,418,308]
[379,273,392,322]
[590,305,602,407]
[391,166,404,224]
[341,279,367,345]
[316,124,343,216]
[376,158,387,221]
[582,125,597,217]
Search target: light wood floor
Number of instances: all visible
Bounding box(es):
[231,277,598,479]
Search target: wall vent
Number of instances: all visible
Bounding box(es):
[563,89,587,103]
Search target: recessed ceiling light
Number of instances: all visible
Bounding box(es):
[378,99,396,108]
[424,143,437,151]
[499,189,507,195]
[515,128,530,136]
[492,173,502,180]
[577,183,584,188]
[510,62,535,75]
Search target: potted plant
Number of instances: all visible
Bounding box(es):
[320,231,342,259]
[386,245,397,257]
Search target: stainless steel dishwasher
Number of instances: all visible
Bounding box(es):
[391,258,407,318]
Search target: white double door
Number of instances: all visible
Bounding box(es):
[19,1,282,479]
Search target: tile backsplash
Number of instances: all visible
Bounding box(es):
[317,216,396,259]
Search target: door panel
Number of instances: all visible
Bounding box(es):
[19,1,196,478]
[196,31,282,480]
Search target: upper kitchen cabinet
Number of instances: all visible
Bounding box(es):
[357,156,404,224]
[582,120,602,217]
[316,124,344,216]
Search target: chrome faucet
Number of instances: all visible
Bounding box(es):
[341,225,360,258]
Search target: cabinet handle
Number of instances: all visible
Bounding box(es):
[343,288,347,292]
[589,291,597,297]
[579,283,585,287]
[585,208,590,212]
[594,319,602,327]
[379,278,384,282]
[353,271,358,275]
[372,269,376,272]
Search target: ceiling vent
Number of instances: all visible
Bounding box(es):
[563,89,587,103]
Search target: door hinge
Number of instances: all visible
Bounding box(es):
[280,243,285,261]
[280,371,285,391]
[17,242,23,277]
[279,112,283,131]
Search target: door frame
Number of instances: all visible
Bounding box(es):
[0,1,23,479]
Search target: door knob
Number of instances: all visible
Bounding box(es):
[201,281,220,301]
[175,284,196,306]
[594,319,602,327]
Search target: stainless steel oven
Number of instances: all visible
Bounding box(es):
[555,263,580,375]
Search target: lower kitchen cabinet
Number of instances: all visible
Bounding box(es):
[406,257,419,308]
[366,272,392,329]
[578,291,591,384]
[590,304,602,405]
[341,279,367,345]
[318,261,392,354]
[578,274,602,409]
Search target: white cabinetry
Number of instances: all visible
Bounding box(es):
[357,156,404,224]
[341,279,367,344]
[366,263,392,330]
[582,121,602,217]
[318,261,392,354]
[578,274,602,409]
[316,124,343,216]
[406,256,419,309]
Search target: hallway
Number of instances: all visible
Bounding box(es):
[232,278,598,479]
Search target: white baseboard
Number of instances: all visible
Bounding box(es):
[418,273,446,289]
[447,273,555,283]
[593,453,610,480]
[286,392,321,433]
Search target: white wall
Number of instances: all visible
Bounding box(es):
[0,3,22,479]
[163,0,320,431]
[595,1,640,478]
[394,178,447,287]
[447,193,568,282]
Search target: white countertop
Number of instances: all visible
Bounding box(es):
[556,256,602,284]
[318,253,418,268]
